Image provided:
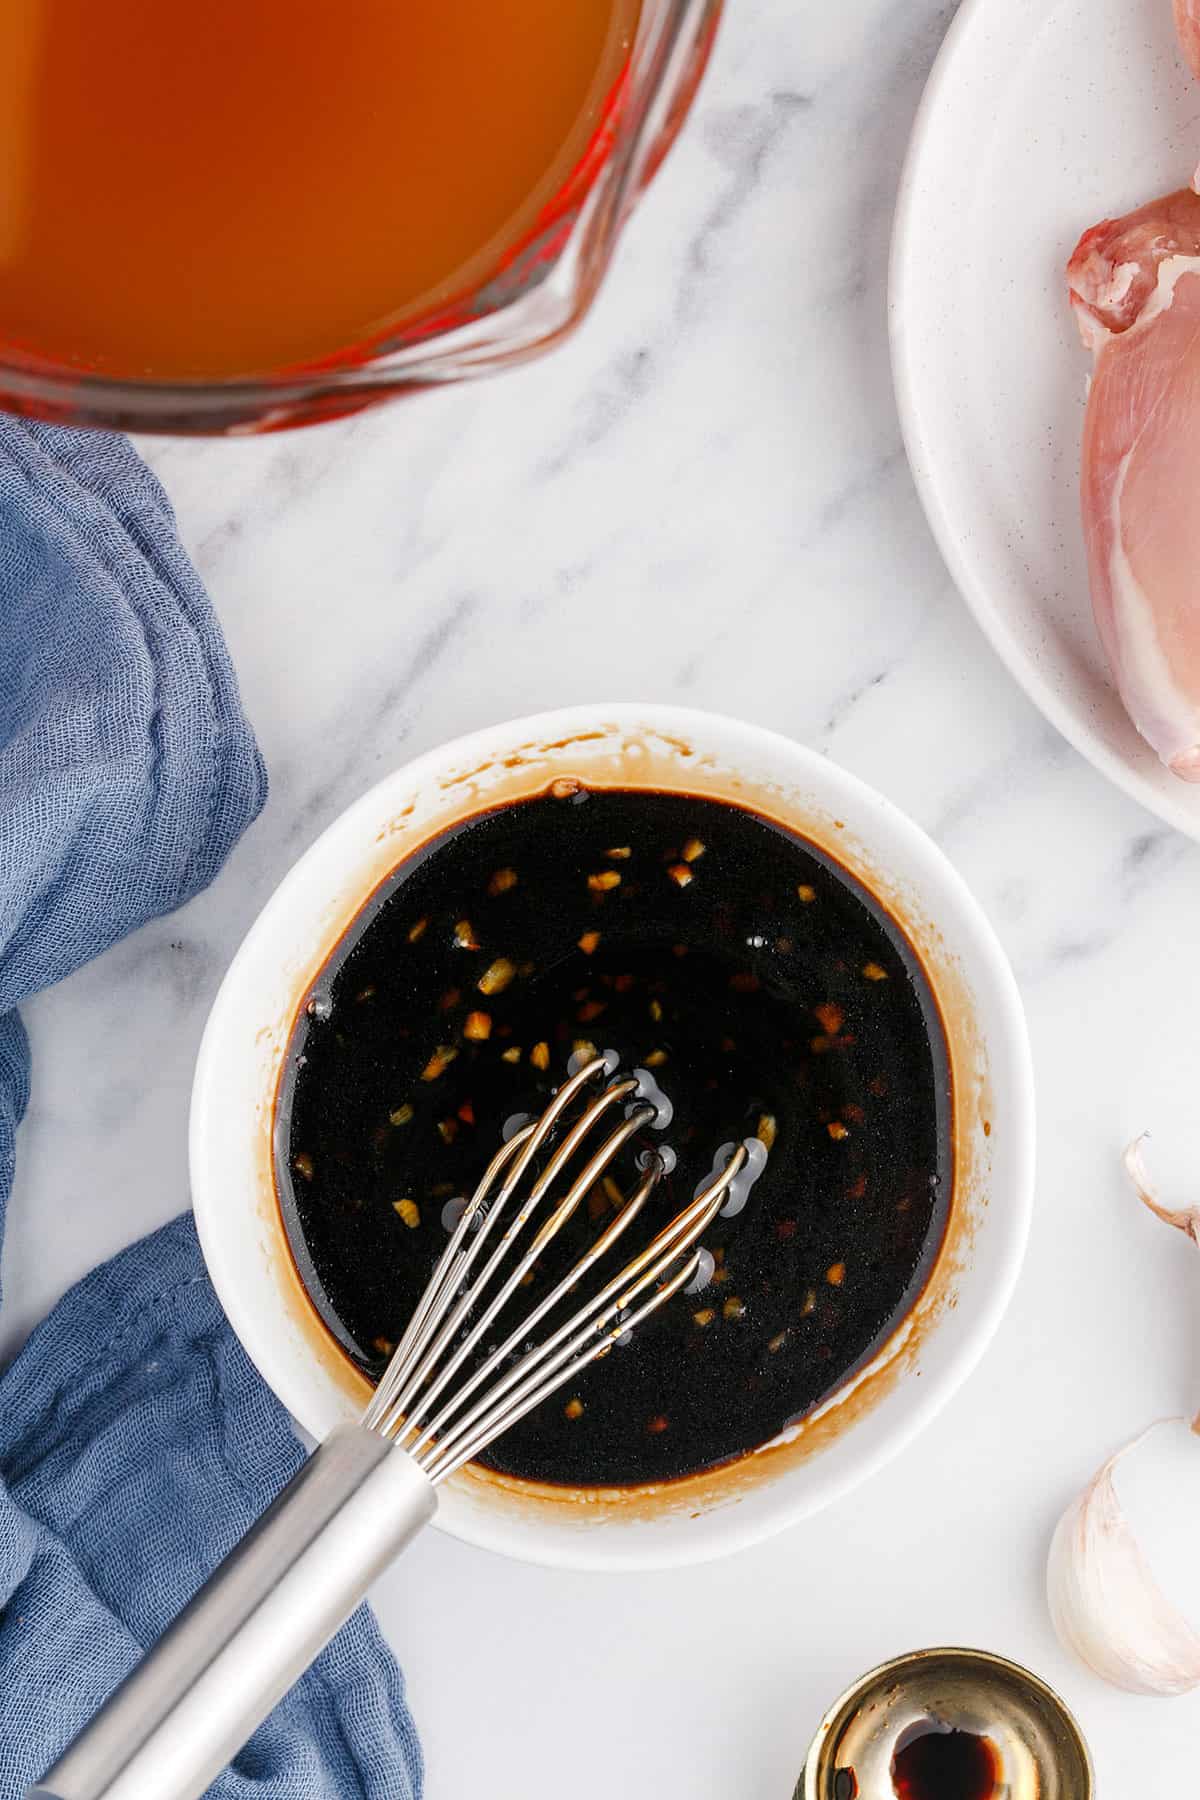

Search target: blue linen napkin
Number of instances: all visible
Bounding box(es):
[0,419,422,1799]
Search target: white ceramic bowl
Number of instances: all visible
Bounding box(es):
[190,705,1034,1570]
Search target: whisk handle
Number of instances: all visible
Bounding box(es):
[28,1423,436,1800]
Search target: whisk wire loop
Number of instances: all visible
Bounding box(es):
[369,1058,624,1431]
[361,1055,750,1484]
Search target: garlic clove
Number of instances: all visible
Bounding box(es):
[1124,1135,1200,1435]
[1048,1136,1200,1695]
[1118,1415,1200,1625]
[1048,1418,1200,1696]
[1123,1134,1200,1245]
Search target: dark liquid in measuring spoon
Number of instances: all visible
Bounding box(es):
[281,786,952,1487]
[892,1726,999,1800]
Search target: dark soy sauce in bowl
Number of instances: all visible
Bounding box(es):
[277,784,952,1489]
[892,1724,1000,1800]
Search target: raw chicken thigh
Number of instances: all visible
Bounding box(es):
[1175,0,1200,81]
[1068,190,1200,778]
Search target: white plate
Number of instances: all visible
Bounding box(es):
[891,0,1200,838]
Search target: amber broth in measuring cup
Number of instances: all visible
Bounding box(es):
[0,0,639,382]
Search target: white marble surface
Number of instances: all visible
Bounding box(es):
[4,0,1200,1792]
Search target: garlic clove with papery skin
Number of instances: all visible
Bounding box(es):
[1048,1417,1200,1695]
[1047,1137,1200,1695]
[1123,1134,1200,1248]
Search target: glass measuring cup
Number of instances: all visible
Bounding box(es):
[0,0,720,436]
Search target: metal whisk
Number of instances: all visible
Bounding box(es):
[31,1056,753,1800]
